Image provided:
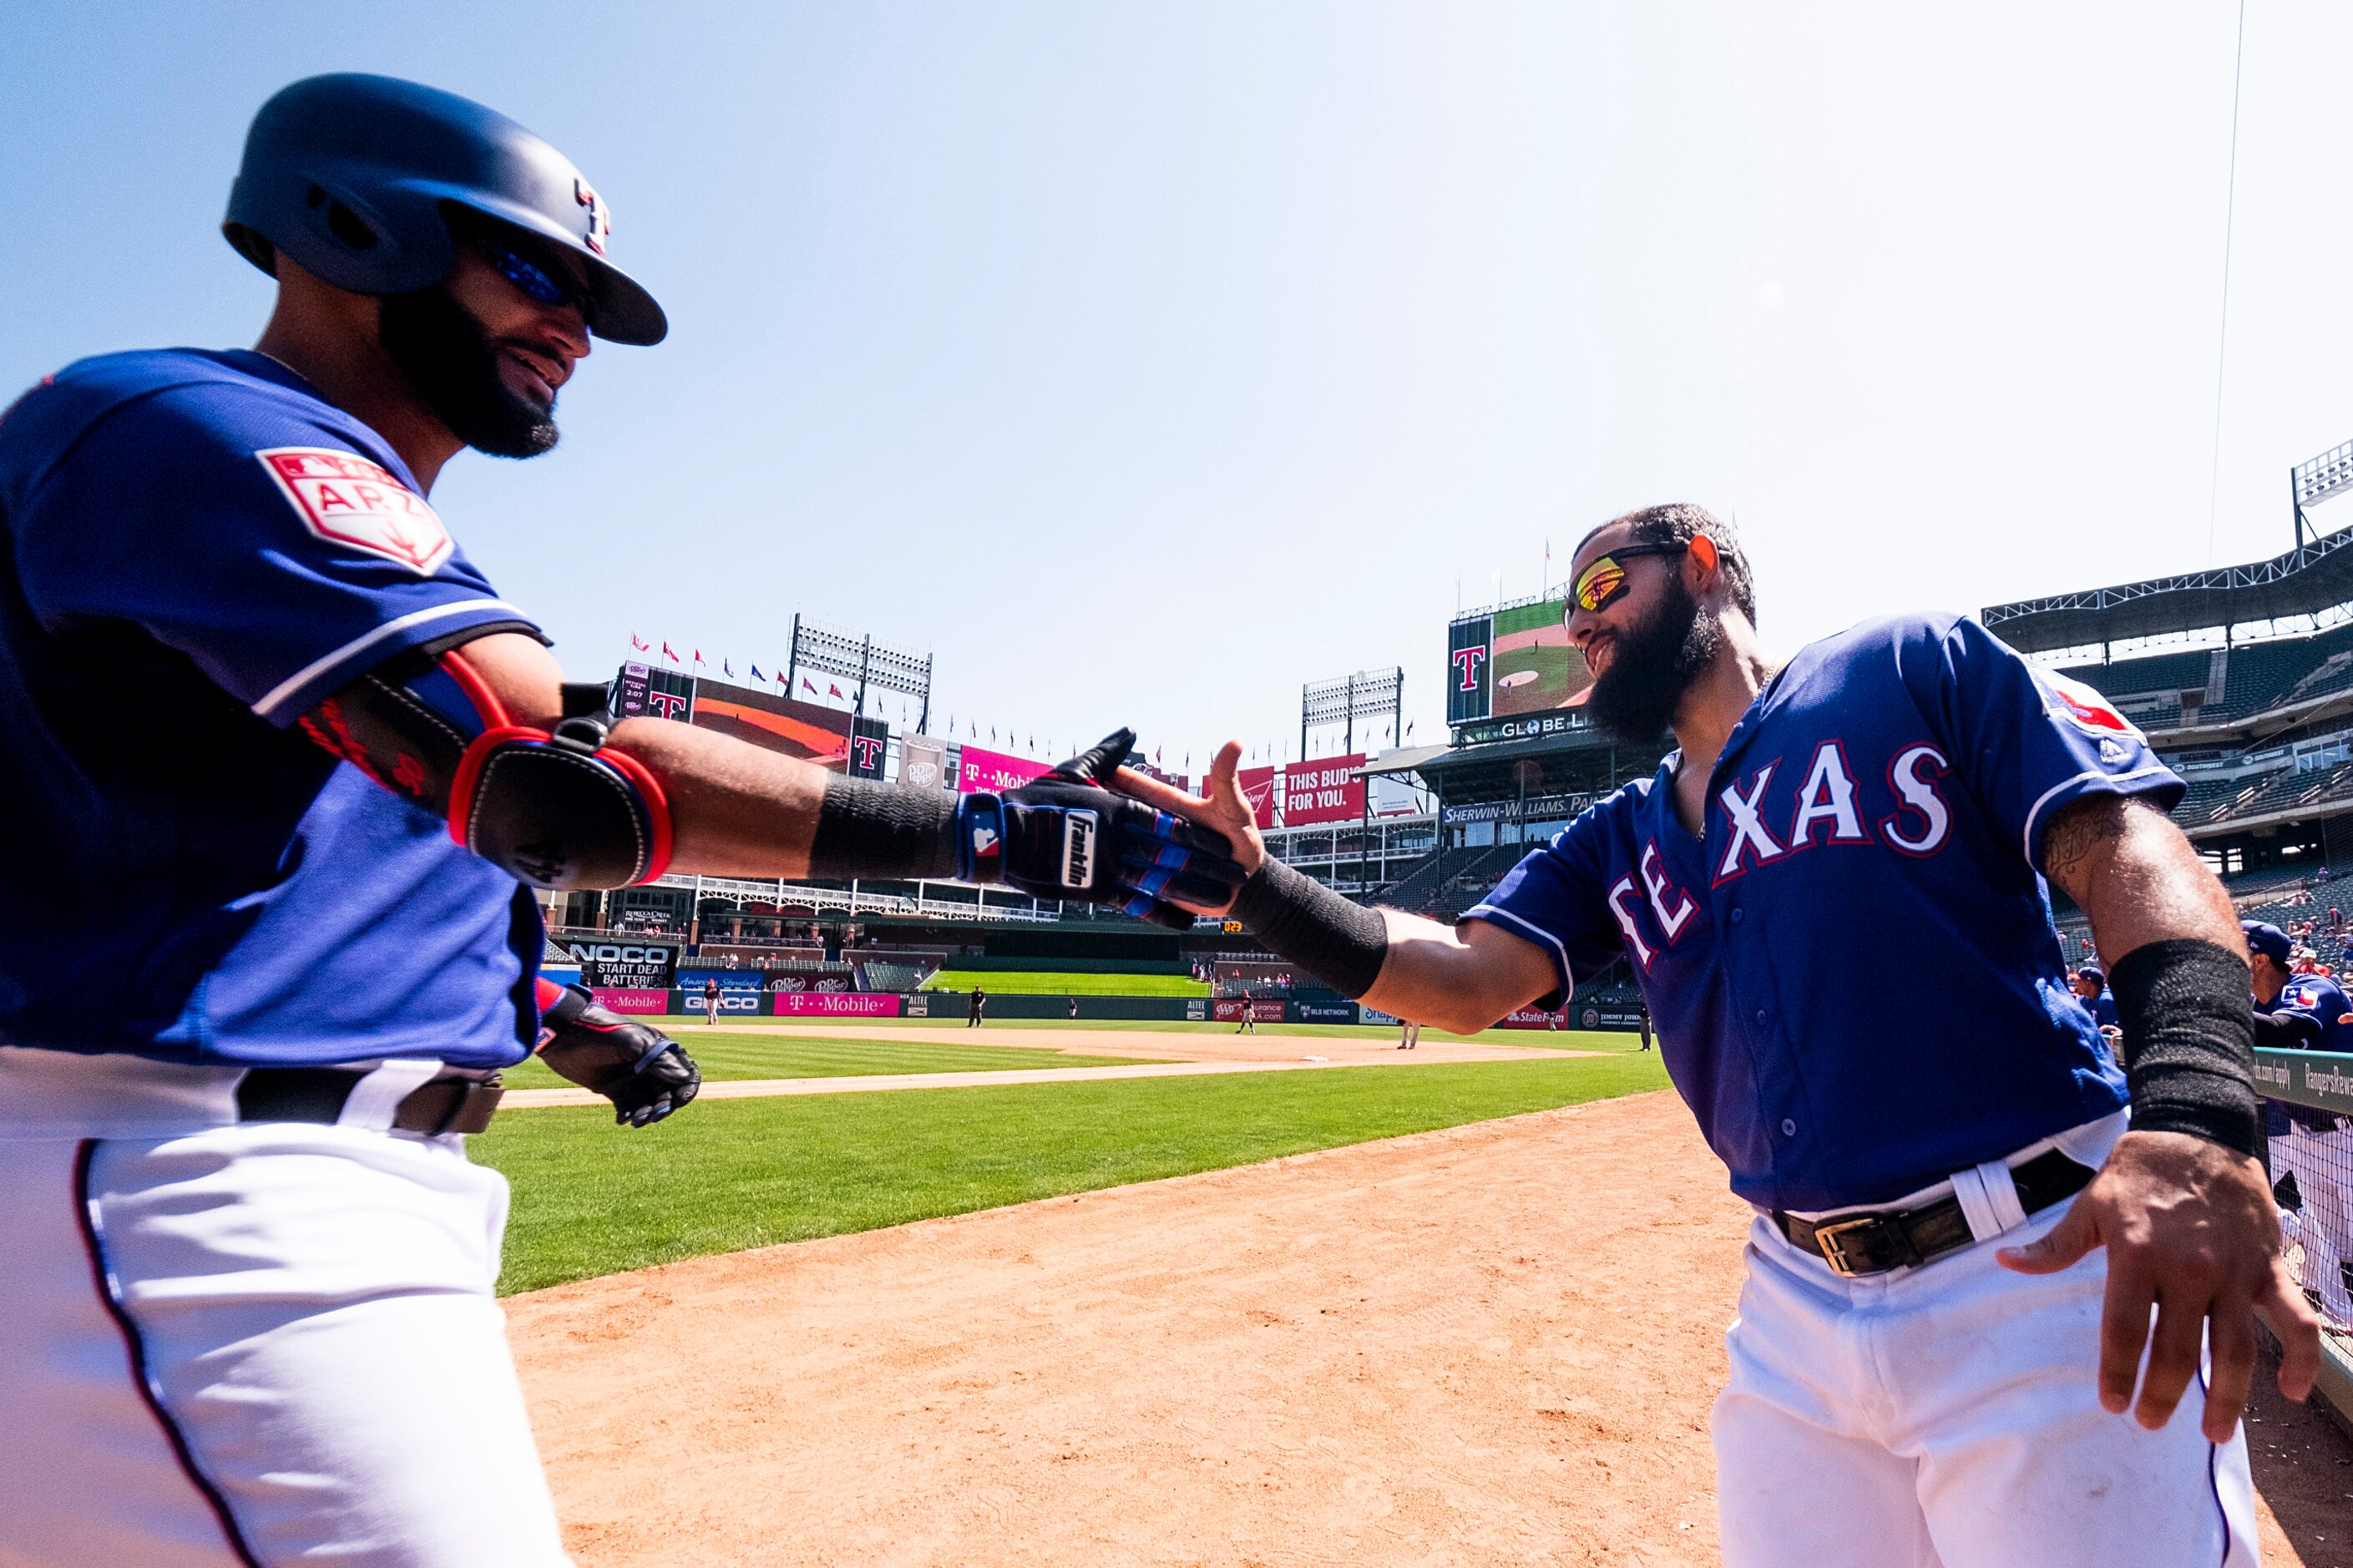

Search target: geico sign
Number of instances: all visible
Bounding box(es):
[559,943,674,965]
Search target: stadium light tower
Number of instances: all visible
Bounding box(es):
[1301,667,1405,896]
[1300,667,1404,760]
[2292,438,2353,550]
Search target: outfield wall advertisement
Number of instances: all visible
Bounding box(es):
[772,991,901,1018]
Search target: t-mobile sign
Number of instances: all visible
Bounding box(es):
[957,743,1053,793]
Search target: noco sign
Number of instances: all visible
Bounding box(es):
[551,938,681,989]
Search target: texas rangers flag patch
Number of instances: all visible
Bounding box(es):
[256,448,453,574]
[2037,668,2146,744]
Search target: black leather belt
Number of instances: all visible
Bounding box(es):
[235,1068,506,1136]
[1775,1148,2095,1277]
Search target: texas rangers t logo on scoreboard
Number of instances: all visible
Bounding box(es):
[255,448,453,574]
[1454,646,1487,691]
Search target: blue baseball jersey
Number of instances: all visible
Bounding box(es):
[0,348,544,1070]
[2086,989,2118,1030]
[1467,613,2181,1211]
[2275,974,2353,1054]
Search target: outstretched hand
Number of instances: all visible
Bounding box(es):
[1109,741,1268,917]
[1998,1129,2320,1441]
[986,729,1246,928]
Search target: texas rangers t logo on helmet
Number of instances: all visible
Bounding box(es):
[574,178,611,256]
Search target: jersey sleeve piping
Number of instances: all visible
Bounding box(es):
[2020,764,2183,871]
[252,598,534,724]
[1460,903,1577,1004]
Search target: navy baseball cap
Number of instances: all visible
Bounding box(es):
[2076,965,2104,988]
[2242,921,2293,964]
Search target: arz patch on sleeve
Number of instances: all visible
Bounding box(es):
[256,447,453,574]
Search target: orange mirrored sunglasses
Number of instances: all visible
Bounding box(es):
[1571,542,1688,613]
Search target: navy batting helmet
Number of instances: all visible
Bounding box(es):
[224,73,667,346]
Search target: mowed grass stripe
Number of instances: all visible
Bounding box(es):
[476,1053,1672,1293]
[498,1031,1157,1090]
[922,969,1210,996]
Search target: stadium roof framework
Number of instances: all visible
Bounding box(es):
[1984,439,2353,652]
[1982,525,2353,652]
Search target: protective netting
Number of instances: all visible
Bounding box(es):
[2265,1102,2353,1332]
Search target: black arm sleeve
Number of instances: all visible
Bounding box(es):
[2107,938,2262,1158]
[806,775,960,880]
[1229,856,1390,999]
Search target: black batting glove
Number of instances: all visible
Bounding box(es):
[953,728,1245,928]
[537,984,702,1127]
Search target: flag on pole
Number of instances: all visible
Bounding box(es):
[660,642,679,664]
[630,634,650,651]
[722,659,734,678]
[692,650,705,667]
[750,664,765,683]
[828,682,843,700]
[802,675,817,695]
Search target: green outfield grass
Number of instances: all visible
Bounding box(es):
[498,1030,1157,1090]
[475,1052,1673,1293]
[919,969,1211,997]
[569,1015,1645,1053]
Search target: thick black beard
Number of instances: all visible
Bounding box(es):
[377,285,559,458]
[1585,576,1722,745]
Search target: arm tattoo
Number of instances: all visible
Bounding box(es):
[2041,794,2137,894]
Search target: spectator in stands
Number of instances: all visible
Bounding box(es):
[2069,968,2119,1037]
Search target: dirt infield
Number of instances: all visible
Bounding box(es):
[506,1089,2318,1565]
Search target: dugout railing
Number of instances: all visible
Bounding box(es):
[2255,1045,2353,1429]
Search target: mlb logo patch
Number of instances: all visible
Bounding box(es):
[256,448,453,574]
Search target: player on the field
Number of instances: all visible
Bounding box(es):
[1121,503,2320,1566]
[702,974,723,1026]
[0,74,1237,1567]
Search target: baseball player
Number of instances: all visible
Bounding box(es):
[2246,918,2353,1327]
[2071,964,2120,1034]
[0,73,1237,1566]
[1121,503,2321,1566]
[703,974,723,1026]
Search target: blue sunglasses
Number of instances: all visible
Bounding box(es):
[479,244,593,320]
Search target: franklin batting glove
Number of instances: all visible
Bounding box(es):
[954,728,1244,928]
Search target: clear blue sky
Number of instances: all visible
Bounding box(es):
[8,3,2352,771]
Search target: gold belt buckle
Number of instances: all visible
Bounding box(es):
[1811,1216,1875,1277]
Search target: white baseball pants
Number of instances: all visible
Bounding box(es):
[1714,1115,2259,1568]
[0,1047,569,1567]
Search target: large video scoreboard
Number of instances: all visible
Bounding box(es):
[1445,595,1595,743]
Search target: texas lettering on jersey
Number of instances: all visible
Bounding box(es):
[1466,612,2179,1210]
[256,447,454,574]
